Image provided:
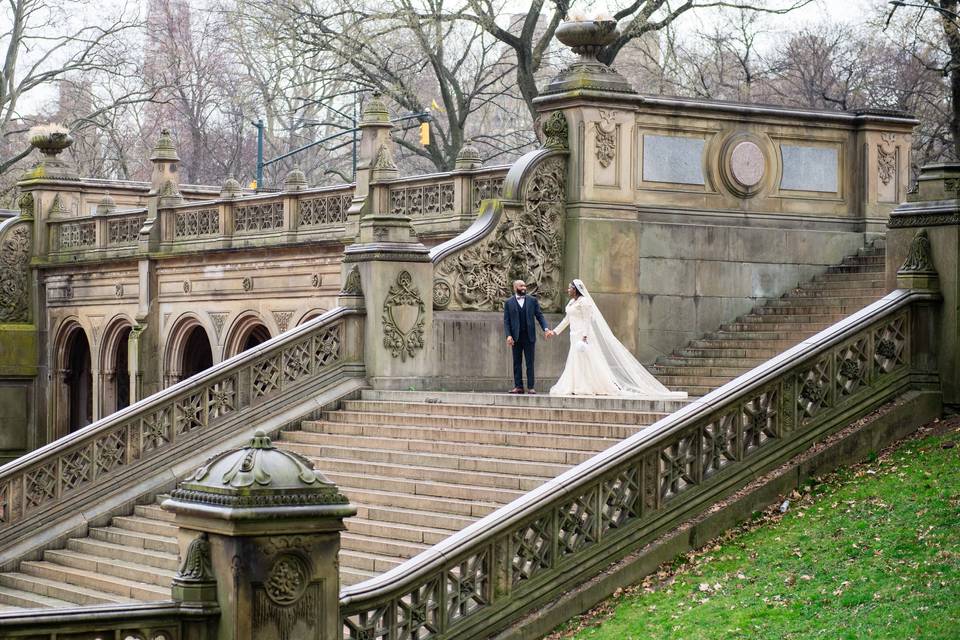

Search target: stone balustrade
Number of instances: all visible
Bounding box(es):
[47,208,148,257]
[338,287,940,640]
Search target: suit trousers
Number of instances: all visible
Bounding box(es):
[512,338,535,389]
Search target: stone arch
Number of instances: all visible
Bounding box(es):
[52,318,93,437]
[164,313,214,387]
[223,312,272,359]
[99,315,134,416]
[296,308,328,326]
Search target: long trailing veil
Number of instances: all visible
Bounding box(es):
[573,279,687,399]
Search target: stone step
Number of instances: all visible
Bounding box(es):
[279,440,571,477]
[705,330,813,341]
[0,572,137,606]
[752,303,874,315]
[339,400,663,426]
[345,487,501,518]
[340,549,405,574]
[19,561,169,602]
[815,270,885,280]
[346,517,455,545]
[0,584,75,609]
[805,278,886,289]
[688,338,801,350]
[341,532,430,559]
[736,312,846,323]
[42,549,176,588]
[654,374,735,387]
[355,503,477,532]
[278,432,593,466]
[302,419,630,450]
[663,385,715,397]
[88,526,179,555]
[327,470,527,504]
[341,566,379,587]
[294,454,553,491]
[111,515,179,538]
[657,356,766,368]
[133,502,177,523]
[719,321,828,333]
[306,415,645,440]
[359,389,690,413]
[785,287,886,298]
[66,538,179,572]
[675,347,779,359]
[651,365,751,377]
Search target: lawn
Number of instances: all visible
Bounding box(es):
[548,418,960,640]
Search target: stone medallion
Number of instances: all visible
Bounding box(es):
[730,141,765,187]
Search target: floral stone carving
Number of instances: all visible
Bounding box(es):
[341,265,362,295]
[436,155,567,311]
[382,270,425,361]
[176,532,215,582]
[0,223,32,323]
[899,229,936,273]
[594,110,616,168]
[542,112,569,151]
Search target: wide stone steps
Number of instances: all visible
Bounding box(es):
[652,244,888,396]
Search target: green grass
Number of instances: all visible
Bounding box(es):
[550,419,960,640]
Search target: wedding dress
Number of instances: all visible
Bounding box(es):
[549,280,687,399]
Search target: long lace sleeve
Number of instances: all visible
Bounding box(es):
[553,312,570,335]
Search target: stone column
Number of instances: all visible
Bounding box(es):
[340,94,434,389]
[163,430,356,640]
[886,162,959,405]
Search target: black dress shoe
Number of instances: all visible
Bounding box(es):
[508,387,524,394]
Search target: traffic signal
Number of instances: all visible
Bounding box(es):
[419,122,430,146]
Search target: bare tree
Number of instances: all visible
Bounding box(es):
[0,0,148,175]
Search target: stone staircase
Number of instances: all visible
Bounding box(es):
[0,244,889,611]
[651,245,888,396]
[0,391,687,609]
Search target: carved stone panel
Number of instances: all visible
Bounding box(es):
[382,270,425,361]
[0,223,32,323]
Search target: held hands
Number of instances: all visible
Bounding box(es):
[545,329,555,339]
[506,336,515,347]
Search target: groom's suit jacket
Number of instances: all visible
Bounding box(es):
[503,295,548,344]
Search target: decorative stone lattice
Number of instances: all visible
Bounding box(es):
[390,183,455,217]
[471,176,505,208]
[298,193,351,227]
[235,201,283,233]
[174,208,219,238]
[107,215,146,245]
[435,156,567,311]
[382,270,425,362]
[58,221,96,249]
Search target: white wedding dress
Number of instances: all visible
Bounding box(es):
[549,281,687,399]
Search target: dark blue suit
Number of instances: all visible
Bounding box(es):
[503,295,548,389]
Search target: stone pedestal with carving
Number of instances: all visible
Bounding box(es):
[886,163,958,404]
[163,430,356,640]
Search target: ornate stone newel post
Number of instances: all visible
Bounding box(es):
[339,94,434,389]
[163,430,356,640]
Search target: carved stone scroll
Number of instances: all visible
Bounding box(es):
[435,154,567,311]
[594,110,617,168]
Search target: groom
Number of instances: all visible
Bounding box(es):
[503,280,553,394]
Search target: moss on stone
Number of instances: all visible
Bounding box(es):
[0,324,39,375]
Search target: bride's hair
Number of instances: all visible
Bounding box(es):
[570,281,584,298]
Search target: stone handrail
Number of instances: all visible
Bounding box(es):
[0,601,218,638]
[338,289,937,639]
[384,165,508,220]
[0,307,365,564]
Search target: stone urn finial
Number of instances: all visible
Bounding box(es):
[220,175,243,199]
[543,18,636,96]
[362,91,391,125]
[151,127,180,162]
[25,123,77,180]
[455,140,483,170]
[284,166,309,191]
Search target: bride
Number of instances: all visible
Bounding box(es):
[548,280,687,399]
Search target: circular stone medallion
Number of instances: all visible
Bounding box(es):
[265,553,310,606]
[730,141,765,187]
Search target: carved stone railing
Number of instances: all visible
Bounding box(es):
[430,150,567,312]
[338,289,939,640]
[47,208,148,257]
[298,190,352,228]
[0,307,365,565]
[0,602,218,639]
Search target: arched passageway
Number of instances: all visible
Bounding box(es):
[64,329,92,433]
[224,315,272,359]
[180,326,214,379]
